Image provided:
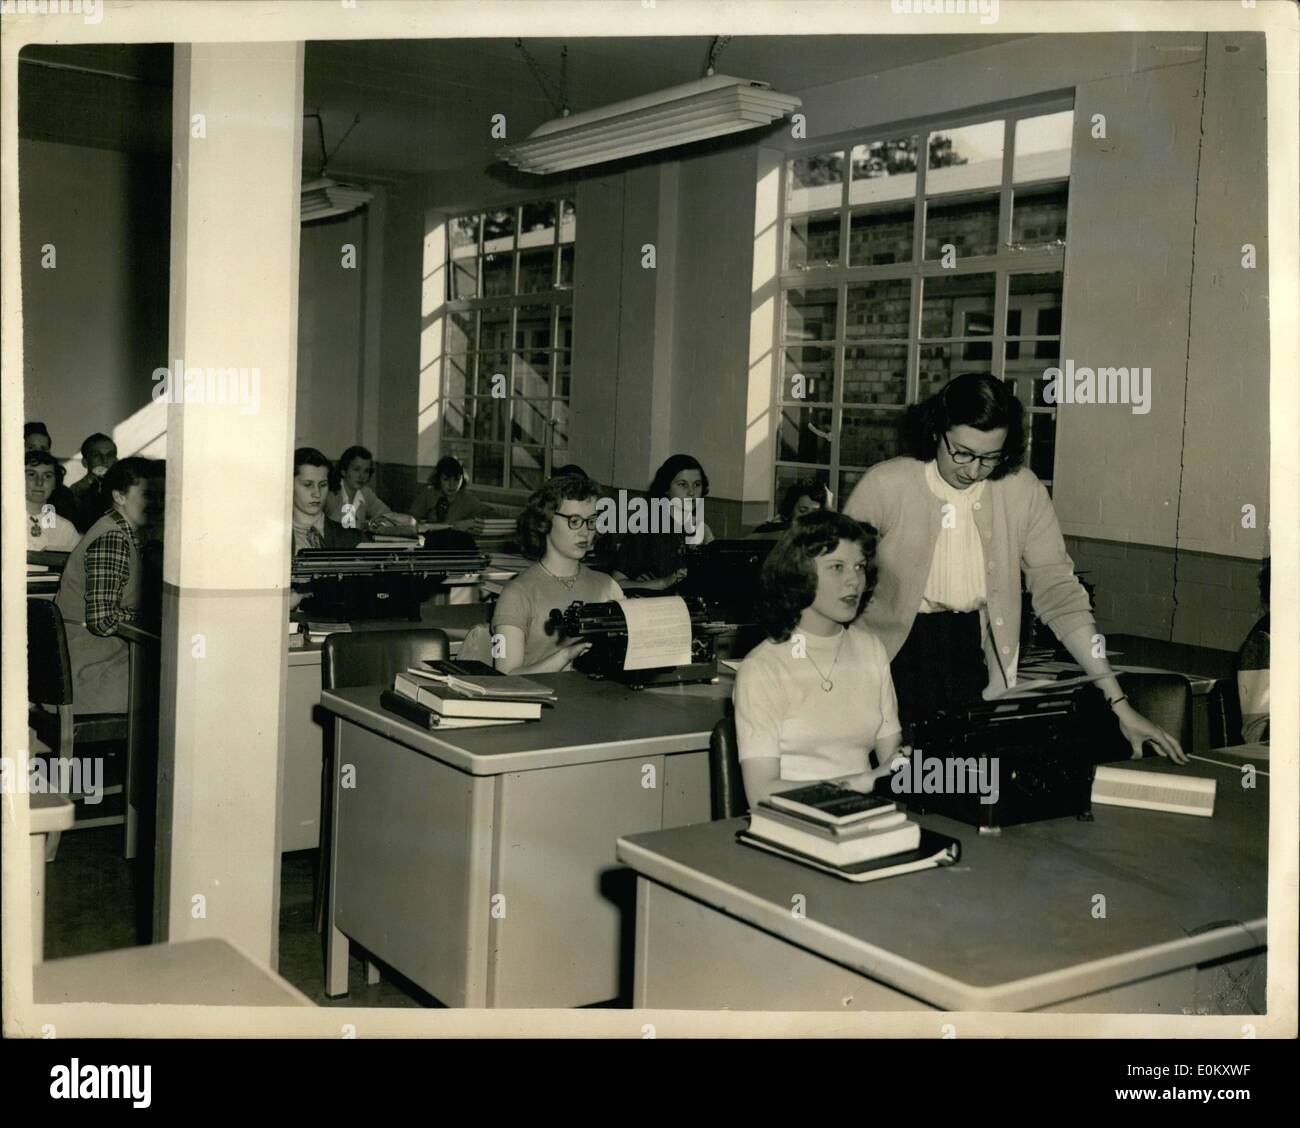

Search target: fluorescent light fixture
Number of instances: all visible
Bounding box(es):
[500,74,801,174]
[301,178,374,222]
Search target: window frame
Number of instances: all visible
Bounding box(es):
[772,95,1075,510]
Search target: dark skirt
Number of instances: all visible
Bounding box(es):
[890,610,988,741]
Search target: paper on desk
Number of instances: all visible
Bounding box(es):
[619,595,692,671]
[985,671,1111,699]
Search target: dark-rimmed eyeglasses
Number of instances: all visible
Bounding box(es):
[554,513,599,532]
[942,433,1004,468]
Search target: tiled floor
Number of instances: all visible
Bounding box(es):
[40,826,435,1007]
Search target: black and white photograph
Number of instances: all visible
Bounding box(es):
[2,0,1296,1063]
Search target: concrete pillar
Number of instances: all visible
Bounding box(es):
[153,43,304,966]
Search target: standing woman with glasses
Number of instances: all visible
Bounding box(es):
[492,474,624,676]
[843,373,1185,762]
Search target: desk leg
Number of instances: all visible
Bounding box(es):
[325,724,349,998]
[31,834,46,964]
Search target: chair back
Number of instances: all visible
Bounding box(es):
[709,716,747,820]
[27,598,73,707]
[1089,672,1192,761]
[456,621,496,666]
[321,629,451,691]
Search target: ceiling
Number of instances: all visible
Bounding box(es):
[19,35,1028,182]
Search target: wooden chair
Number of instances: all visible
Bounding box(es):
[313,629,452,943]
[27,599,130,858]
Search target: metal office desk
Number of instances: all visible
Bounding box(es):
[322,673,726,1006]
[618,755,1267,1013]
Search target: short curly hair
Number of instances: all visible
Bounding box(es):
[757,510,878,643]
[516,473,603,560]
[903,372,1026,479]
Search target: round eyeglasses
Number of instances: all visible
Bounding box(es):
[942,433,1004,468]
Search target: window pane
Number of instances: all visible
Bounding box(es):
[1012,182,1069,248]
[477,352,508,397]
[554,351,571,398]
[1029,412,1056,480]
[785,213,841,271]
[1014,110,1074,182]
[450,257,478,300]
[444,354,473,400]
[449,215,479,257]
[837,469,864,507]
[559,199,576,243]
[849,137,919,204]
[848,203,914,266]
[558,245,575,288]
[840,408,904,467]
[927,121,1004,195]
[483,252,514,297]
[1006,272,1063,335]
[512,352,550,397]
[918,343,994,401]
[510,447,545,492]
[519,201,557,248]
[442,439,471,470]
[782,347,834,403]
[550,400,569,449]
[512,399,551,446]
[446,310,477,354]
[472,397,507,443]
[783,287,838,342]
[473,443,505,488]
[778,406,833,464]
[519,249,555,293]
[786,152,843,214]
[479,308,510,352]
[921,273,996,338]
[924,194,1000,259]
[442,397,473,440]
[844,344,907,404]
[482,208,515,253]
[845,279,911,340]
[515,305,552,350]
[555,307,574,351]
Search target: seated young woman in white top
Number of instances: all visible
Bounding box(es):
[25,450,80,551]
[325,445,417,536]
[733,509,903,807]
[492,473,624,676]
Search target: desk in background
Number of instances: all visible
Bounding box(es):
[619,754,1266,1013]
[322,673,726,1006]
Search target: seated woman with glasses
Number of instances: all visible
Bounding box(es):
[492,473,624,676]
[842,372,1186,762]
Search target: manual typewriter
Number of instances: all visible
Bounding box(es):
[545,597,727,689]
[890,688,1098,832]
[291,546,488,621]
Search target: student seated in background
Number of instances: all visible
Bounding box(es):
[68,432,119,533]
[54,457,162,713]
[24,422,78,525]
[408,455,488,531]
[749,477,827,537]
[612,453,715,594]
[734,510,902,807]
[289,447,363,612]
[492,474,623,676]
[1237,556,1270,743]
[325,445,418,535]
[24,451,81,550]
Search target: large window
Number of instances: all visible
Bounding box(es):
[776,103,1073,508]
[441,199,576,492]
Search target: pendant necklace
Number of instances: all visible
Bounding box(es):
[540,560,578,591]
[805,629,846,692]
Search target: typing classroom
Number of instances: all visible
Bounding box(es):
[8,9,1281,1025]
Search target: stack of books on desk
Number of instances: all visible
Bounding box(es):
[739,783,960,883]
[383,662,556,730]
[469,517,517,539]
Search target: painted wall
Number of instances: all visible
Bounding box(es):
[18,139,170,468]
